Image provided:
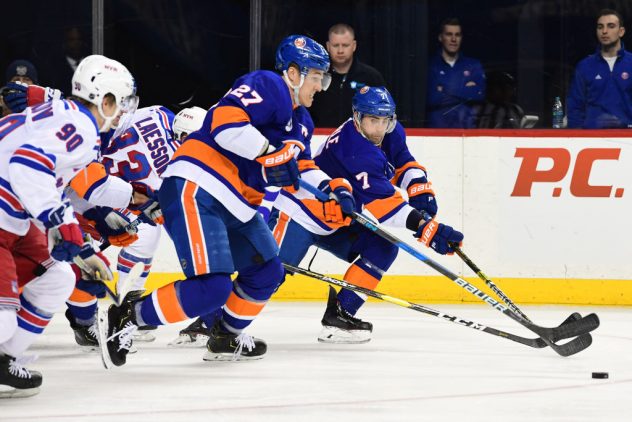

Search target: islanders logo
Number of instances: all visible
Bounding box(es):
[294,37,306,48]
[360,86,370,94]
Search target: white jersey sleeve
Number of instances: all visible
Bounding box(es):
[0,99,100,234]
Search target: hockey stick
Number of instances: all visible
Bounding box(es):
[299,180,596,356]
[449,243,584,337]
[284,264,552,349]
[450,244,532,322]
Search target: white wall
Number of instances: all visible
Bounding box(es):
[125,134,632,281]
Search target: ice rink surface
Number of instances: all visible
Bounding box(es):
[1,302,629,422]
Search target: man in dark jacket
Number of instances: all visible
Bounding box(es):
[567,9,632,128]
[426,18,485,128]
[309,23,385,127]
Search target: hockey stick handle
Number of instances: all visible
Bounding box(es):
[284,263,546,349]
[449,244,532,322]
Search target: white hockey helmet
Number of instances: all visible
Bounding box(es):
[172,106,206,141]
[71,55,138,132]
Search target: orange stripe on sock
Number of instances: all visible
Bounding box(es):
[156,283,188,323]
[182,181,208,275]
[224,292,265,317]
[272,212,290,245]
[68,287,96,303]
[344,264,380,290]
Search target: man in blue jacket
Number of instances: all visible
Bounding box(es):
[426,18,486,128]
[567,9,632,129]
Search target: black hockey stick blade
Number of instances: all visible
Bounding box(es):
[507,311,600,343]
[545,333,593,357]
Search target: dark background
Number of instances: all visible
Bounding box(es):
[1,0,631,127]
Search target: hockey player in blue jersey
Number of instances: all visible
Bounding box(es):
[269,86,464,343]
[97,35,353,366]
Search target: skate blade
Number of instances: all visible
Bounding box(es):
[0,386,40,398]
[317,327,371,344]
[168,334,209,348]
[202,351,265,362]
[133,331,156,342]
[78,345,99,353]
[96,308,114,370]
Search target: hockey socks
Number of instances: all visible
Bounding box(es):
[136,274,232,326]
[338,262,382,316]
[66,288,98,326]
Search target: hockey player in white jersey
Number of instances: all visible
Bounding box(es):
[0,54,137,397]
[62,106,206,344]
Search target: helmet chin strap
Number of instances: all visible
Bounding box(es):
[283,71,305,106]
[353,112,384,146]
[97,101,121,133]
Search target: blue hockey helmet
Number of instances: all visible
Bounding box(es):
[352,86,397,142]
[275,35,332,101]
[275,35,330,75]
[352,86,396,118]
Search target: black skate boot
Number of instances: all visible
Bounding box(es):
[65,309,99,351]
[97,301,138,369]
[203,322,267,361]
[0,354,42,398]
[124,290,157,342]
[168,317,212,348]
[318,286,373,344]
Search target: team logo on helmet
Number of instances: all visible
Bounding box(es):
[294,37,306,48]
[359,86,370,94]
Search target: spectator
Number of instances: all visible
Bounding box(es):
[47,26,88,96]
[5,59,38,85]
[0,60,39,116]
[309,23,385,127]
[426,18,485,128]
[474,71,525,128]
[567,9,632,128]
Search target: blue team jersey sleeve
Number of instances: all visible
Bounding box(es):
[382,123,428,187]
[209,70,292,138]
[316,122,408,222]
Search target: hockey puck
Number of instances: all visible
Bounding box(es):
[591,372,609,379]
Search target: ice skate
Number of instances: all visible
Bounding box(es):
[318,286,373,344]
[0,354,42,398]
[123,290,157,342]
[97,301,138,369]
[168,317,211,348]
[65,309,99,352]
[203,322,267,361]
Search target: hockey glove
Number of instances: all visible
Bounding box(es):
[414,218,463,255]
[73,244,113,282]
[407,177,437,218]
[128,182,164,225]
[41,204,84,262]
[2,82,63,113]
[255,141,303,190]
[83,207,139,247]
[319,178,355,225]
[76,278,107,298]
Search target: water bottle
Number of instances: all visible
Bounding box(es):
[552,96,564,128]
